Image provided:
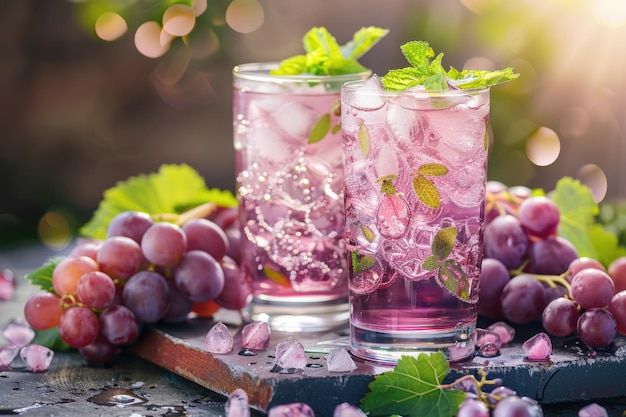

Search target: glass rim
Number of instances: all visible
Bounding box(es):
[341,79,491,96]
[233,62,372,83]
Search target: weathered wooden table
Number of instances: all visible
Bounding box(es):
[1,246,626,416]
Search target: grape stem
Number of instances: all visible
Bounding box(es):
[509,260,572,293]
[152,202,219,226]
[442,367,500,407]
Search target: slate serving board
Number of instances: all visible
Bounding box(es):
[131,313,626,416]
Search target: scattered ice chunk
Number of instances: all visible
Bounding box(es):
[522,332,552,361]
[248,122,296,161]
[326,348,357,372]
[3,318,36,348]
[0,345,19,370]
[241,321,270,351]
[20,344,54,372]
[578,403,609,417]
[487,321,516,345]
[475,329,502,358]
[268,403,315,417]
[345,75,386,111]
[205,322,234,354]
[272,340,307,373]
[385,103,425,153]
[333,402,367,417]
[0,269,15,300]
[225,388,250,417]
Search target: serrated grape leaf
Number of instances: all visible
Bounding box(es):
[589,224,626,267]
[79,164,237,239]
[309,113,331,144]
[361,353,465,417]
[413,175,440,209]
[33,327,72,352]
[552,177,598,259]
[25,257,62,291]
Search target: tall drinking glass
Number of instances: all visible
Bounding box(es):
[233,63,370,332]
[341,77,490,363]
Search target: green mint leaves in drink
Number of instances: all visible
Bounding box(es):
[382,40,519,91]
[270,26,389,76]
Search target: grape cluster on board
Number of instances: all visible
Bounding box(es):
[23,207,250,362]
[480,181,626,348]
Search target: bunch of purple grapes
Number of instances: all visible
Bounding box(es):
[480,181,626,348]
[23,207,251,362]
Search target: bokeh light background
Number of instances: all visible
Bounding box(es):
[1,0,625,248]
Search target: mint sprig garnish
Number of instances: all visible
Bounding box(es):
[382,40,519,91]
[270,26,389,76]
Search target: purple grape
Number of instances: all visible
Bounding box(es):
[457,398,489,417]
[493,396,543,417]
[107,211,154,243]
[174,250,225,303]
[478,258,510,320]
[570,268,615,309]
[541,297,579,337]
[483,215,529,269]
[517,196,559,239]
[577,308,616,348]
[97,236,144,279]
[500,274,546,324]
[141,222,187,266]
[123,270,170,323]
[182,218,230,261]
[528,236,578,275]
[99,305,139,346]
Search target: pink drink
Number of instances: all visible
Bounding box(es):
[233,63,370,332]
[341,76,490,362]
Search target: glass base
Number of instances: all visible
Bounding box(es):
[243,296,350,333]
[350,321,477,365]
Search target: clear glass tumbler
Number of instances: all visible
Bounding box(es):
[233,63,370,332]
[341,77,490,363]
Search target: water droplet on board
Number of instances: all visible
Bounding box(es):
[87,388,148,406]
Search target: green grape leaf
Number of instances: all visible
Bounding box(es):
[413,175,440,209]
[418,163,449,177]
[432,226,457,261]
[33,328,72,352]
[360,353,465,417]
[309,113,331,144]
[381,40,519,91]
[437,259,470,301]
[271,26,388,76]
[79,164,237,239]
[25,257,62,291]
[589,224,626,267]
[360,225,377,243]
[358,119,370,158]
[552,177,599,259]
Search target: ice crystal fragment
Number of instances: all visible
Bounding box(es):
[225,388,250,417]
[241,321,270,351]
[522,332,552,361]
[487,321,515,344]
[327,348,357,372]
[3,319,36,348]
[0,345,19,370]
[205,322,234,354]
[20,344,54,372]
[268,402,315,417]
[578,403,609,417]
[333,402,367,417]
[272,340,307,373]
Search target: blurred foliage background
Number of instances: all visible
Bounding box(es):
[1,0,625,249]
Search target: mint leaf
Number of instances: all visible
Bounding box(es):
[413,175,440,209]
[552,177,598,259]
[271,26,388,76]
[341,26,390,60]
[360,353,465,417]
[382,40,519,91]
[308,113,331,144]
[438,259,471,301]
[432,227,457,261]
[80,164,236,239]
